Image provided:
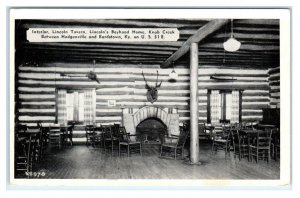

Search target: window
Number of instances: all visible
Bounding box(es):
[208,90,241,124]
[66,91,85,122]
[57,89,96,124]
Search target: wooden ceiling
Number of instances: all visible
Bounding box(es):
[15,19,279,68]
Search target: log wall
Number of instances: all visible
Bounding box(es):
[268,67,280,108]
[16,62,272,142]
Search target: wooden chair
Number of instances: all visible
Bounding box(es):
[103,125,119,154]
[211,124,231,157]
[199,123,210,141]
[249,129,273,163]
[61,124,74,146]
[49,124,62,149]
[93,125,104,148]
[231,129,249,160]
[27,127,42,166]
[85,124,95,146]
[160,126,189,160]
[119,127,142,156]
[15,124,29,177]
[272,128,280,161]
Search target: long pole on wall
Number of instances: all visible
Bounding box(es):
[189,42,200,164]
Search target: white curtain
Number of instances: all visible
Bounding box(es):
[210,90,221,124]
[57,89,67,124]
[231,90,239,123]
[84,89,96,124]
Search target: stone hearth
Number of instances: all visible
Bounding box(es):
[122,106,179,136]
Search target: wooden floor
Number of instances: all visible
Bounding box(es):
[31,142,280,179]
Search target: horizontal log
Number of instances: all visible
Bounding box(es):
[242,117,263,122]
[18,121,55,125]
[18,98,56,102]
[19,65,268,75]
[242,104,269,109]
[268,76,280,82]
[242,112,263,116]
[242,98,270,102]
[268,67,280,75]
[17,91,55,95]
[19,108,56,113]
[270,96,280,100]
[18,112,56,117]
[270,89,280,93]
[96,112,123,117]
[18,116,55,121]
[20,105,55,109]
[243,92,270,97]
[179,117,207,121]
[179,112,207,117]
[269,81,280,86]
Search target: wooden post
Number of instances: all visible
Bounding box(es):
[190,42,200,164]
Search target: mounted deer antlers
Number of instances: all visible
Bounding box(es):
[142,70,162,103]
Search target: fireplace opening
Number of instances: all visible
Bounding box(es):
[136,117,167,144]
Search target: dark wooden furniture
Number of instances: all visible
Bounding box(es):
[15,126,41,177]
[103,125,119,154]
[199,124,211,141]
[211,125,231,157]
[231,129,249,160]
[61,124,74,146]
[85,124,95,146]
[260,108,280,127]
[273,130,280,161]
[93,126,104,148]
[49,125,62,149]
[119,127,142,156]
[248,129,273,163]
[160,126,189,160]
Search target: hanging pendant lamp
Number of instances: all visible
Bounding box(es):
[169,62,178,80]
[223,19,241,52]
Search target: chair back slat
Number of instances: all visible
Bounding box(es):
[118,127,130,142]
[176,127,189,147]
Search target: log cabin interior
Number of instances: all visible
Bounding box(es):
[14,18,280,180]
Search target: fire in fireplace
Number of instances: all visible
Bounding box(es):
[136,118,167,144]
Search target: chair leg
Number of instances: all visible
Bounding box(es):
[140,144,142,156]
[160,145,163,157]
[119,144,121,156]
[256,150,258,163]
[127,145,130,157]
[174,149,177,160]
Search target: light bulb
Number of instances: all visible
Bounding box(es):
[223,37,241,52]
[169,70,178,80]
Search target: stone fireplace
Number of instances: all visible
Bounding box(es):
[136,118,167,144]
[122,106,180,138]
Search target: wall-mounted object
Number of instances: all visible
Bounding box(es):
[210,75,237,82]
[107,100,116,107]
[60,60,100,84]
[142,70,162,103]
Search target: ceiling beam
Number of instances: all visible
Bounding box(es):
[160,19,229,68]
